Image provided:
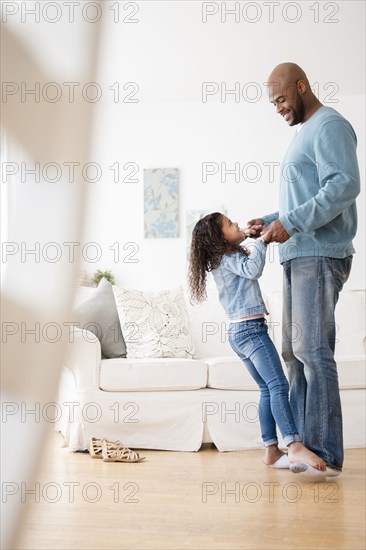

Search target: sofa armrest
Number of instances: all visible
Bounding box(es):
[63,327,101,391]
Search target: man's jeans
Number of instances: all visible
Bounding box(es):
[282,256,353,471]
[228,318,301,447]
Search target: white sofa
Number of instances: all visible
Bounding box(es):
[57,287,366,452]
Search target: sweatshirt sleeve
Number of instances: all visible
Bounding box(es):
[280,119,360,235]
[262,212,279,227]
[222,239,267,279]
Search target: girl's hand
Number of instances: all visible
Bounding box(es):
[243,222,265,239]
[244,218,265,238]
[259,231,271,244]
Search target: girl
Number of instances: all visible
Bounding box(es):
[188,212,326,472]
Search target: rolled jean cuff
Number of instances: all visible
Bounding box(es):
[283,434,302,447]
[263,438,278,448]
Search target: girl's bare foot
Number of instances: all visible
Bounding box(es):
[263,444,286,466]
[287,442,326,471]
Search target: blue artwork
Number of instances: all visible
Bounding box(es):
[144,168,179,238]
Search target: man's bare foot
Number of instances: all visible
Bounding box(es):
[290,464,341,482]
[263,444,286,466]
[287,442,326,471]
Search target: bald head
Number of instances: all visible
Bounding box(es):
[268,62,310,89]
[266,62,321,126]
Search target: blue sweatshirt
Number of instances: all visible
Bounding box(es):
[262,106,360,263]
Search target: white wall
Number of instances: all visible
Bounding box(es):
[79,0,365,293]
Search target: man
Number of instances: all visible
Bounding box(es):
[246,62,360,479]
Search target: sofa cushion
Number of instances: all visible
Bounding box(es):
[99,358,207,391]
[113,285,196,359]
[337,359,366,389]
[73,278,126,359]
[206,356,259,390]
[206,356,365,391]
[333,290,365,358]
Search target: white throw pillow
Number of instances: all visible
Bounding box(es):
[113,285,196,359]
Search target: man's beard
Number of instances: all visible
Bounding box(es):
[290,93,306,126]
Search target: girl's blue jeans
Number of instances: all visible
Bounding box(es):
[228,318,301,448]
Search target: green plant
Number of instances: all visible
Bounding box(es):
[91,269,115,287]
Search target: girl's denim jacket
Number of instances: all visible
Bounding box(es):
[211,239,268,321]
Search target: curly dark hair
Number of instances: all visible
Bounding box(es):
[188,212,248,303]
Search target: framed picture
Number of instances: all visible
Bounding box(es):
[144,167,179,238]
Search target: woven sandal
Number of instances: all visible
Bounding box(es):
[101,440,146,463]
[89,437,124,459]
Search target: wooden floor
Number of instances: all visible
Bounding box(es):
[16,432,365,550]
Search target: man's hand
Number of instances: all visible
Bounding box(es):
[261,220,290,243]
[243,218,265,238]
